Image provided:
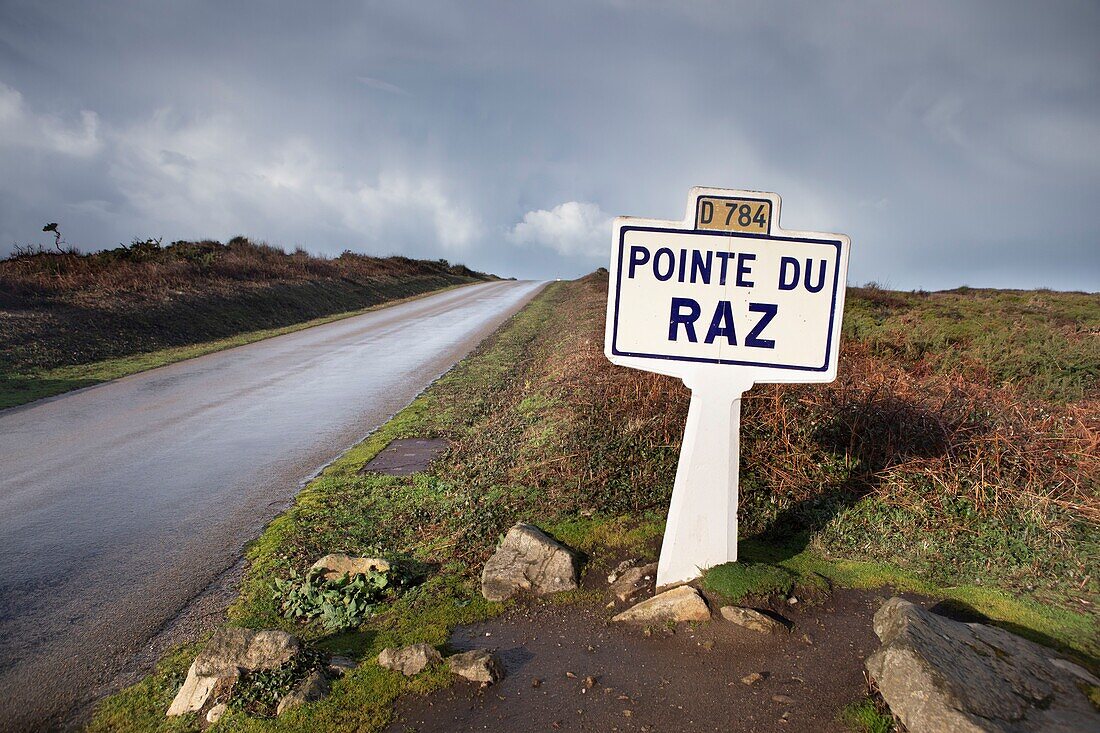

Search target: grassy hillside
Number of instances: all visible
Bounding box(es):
[90,274,1098,731]
[0,238,497,407]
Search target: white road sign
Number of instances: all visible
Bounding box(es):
[604,187,850,587]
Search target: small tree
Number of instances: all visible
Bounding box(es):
[42,222,64,252]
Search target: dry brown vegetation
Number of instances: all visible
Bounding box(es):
[432,273,1097,602]
[0,238,496,382]
[0,237,489,300]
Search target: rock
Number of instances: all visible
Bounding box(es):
[377,643,442,676]
[206,703,228,723]
[772,694,794,704]
[720,606,790,634]
[610,562,659,603]
[448,649,504,684]
[194,627,300,677]
[741,672,764,686]
[607,558,641,584]
[326,655,357,676]
[612,586,710,624]
[166,662,219,716]
[276,670,329,716]
[866,597,1100,733]
[311,553,390,580]
[481,523,580,602]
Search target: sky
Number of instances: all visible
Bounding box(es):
[0,1,1098,289]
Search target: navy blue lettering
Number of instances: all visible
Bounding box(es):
[746,302,778,349]
[690,250,713,284]
[736,253,756,287]
[704,300,737,345]
[653,248,675,281]
[778,257,799,290]
[716,251,733,285]
[669,297,701,342]
[804,258,827,293]
[628,246,650,279]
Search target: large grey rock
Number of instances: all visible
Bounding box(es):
[612,586,711,624]
[166,661,220,716]
[276,670,329,715]
[610,562,658,603]
[866,597,1100,733]
[194,627,300,677]
[167,627,302,717]
[720,606,790,634]
[481,523,580,602]
[311,553,390,581]
[378,643,442,676]
[447,649,504,684]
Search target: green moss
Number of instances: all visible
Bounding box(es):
[701,561,797,604]
[839,698,894,733]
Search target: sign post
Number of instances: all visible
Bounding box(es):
[604,187,850,588]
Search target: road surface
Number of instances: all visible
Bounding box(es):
[0,280,544,729]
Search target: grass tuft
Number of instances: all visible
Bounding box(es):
[701,562,797,604]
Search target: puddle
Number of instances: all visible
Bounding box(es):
[361,438,450,476]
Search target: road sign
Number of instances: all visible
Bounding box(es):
[604,187,850,587]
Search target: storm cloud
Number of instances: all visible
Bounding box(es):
[1,1,1097,288]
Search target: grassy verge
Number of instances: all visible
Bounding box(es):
[0,283,472,409]
[90,275,1098,731]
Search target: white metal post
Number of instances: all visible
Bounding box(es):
[656,372,752,588]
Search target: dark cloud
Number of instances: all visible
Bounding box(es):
[1,0,1097,288]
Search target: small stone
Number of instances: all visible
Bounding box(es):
[623,709,633,717]
[584,675,597,689]
[566,671,576,678]
[720,606,790,634]
[378,643,442,676]
[448,649,504,684]
[610,562,659,603]
[326,656,357,676]
[166,662,218,716]
[532,677,542,688]
[481,523,581,601]
[206,703,228,723]
[787,596,799,605]
[276,670,328,715]
[612,586,711,624]
[311,553,390,581]
[772,694,794,704]
[741,672,764,686]
[607,558,641,584]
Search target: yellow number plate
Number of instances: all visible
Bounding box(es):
[695,197,771,233]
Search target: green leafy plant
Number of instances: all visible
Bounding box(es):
[273,568,393,630]
[229,648,324,718]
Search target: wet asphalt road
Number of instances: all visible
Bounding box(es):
[0,280,544,730]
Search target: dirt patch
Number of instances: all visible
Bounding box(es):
[361,438,450,476]
[388,587,922,733]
